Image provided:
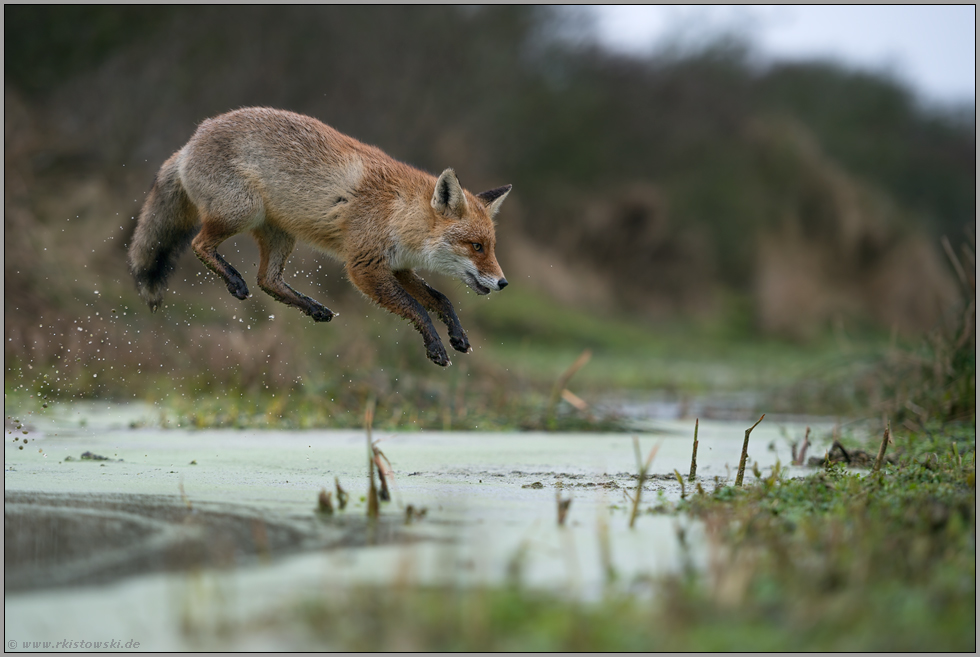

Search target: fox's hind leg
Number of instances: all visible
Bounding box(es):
[192,220,250,300]
[253,224,335,322]
[394,270,470,353]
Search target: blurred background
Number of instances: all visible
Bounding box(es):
[4,6,975,428]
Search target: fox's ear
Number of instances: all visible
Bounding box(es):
[431,168,468,219]
[476,184,512,218]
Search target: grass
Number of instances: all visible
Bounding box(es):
[462,286,896,393]
[4,283,901,432]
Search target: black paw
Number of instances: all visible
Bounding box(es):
[227,278,250,300]
[426,341,451,367]
[449,330,470,354]
[309,305,336,322]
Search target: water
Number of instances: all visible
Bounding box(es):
[4,401,847,649]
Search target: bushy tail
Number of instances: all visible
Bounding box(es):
[128,154,200,311]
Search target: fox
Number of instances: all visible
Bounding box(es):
[127,107,511,366]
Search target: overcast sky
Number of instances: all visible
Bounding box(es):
[588,5,976,106]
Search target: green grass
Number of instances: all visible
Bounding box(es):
[463,285,892,392]
[1,282,944,431]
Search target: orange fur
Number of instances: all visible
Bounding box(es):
[128,108,511,366]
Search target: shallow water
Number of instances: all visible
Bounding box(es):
[5,401,844,650]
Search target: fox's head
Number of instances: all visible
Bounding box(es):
[428,168,510,295]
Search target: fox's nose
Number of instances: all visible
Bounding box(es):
[497,278,508,290]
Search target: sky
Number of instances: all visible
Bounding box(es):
[588,5,976,106]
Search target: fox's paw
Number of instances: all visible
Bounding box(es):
[426,342,451,367]
[449,331,471,354]
[308,305,336,322]
[226,278,250,300]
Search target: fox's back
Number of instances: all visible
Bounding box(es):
[177,108,387,227]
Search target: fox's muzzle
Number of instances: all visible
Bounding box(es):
[464,272,507,295]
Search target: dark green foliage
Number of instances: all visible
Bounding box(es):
[5,6,175,94]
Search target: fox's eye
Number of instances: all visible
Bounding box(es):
[472,243,483,252]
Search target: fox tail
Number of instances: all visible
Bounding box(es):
[127,155,199,311]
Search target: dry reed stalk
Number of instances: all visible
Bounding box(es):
[365,397,379,518]
[179,479,193,511]
[674,469,686,499]
[404,504,427,524]
[546,349,592,428]
[792,426,811,465]
[318,488,334,514]
[335,477,349,510]
[688,418,699,482]
[830,440,851,464]
[372,444,393,502]
[560,388,589,411]
[629,436,661,528]
[735,414,765,487]
[873,421,891,472]
[942,236,969,287]
[556,490,572,526]
[597,511,615,584]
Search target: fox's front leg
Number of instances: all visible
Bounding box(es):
[394,270,470,354]
[346,260,451,366]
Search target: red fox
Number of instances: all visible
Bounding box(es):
[128,107,511,366]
